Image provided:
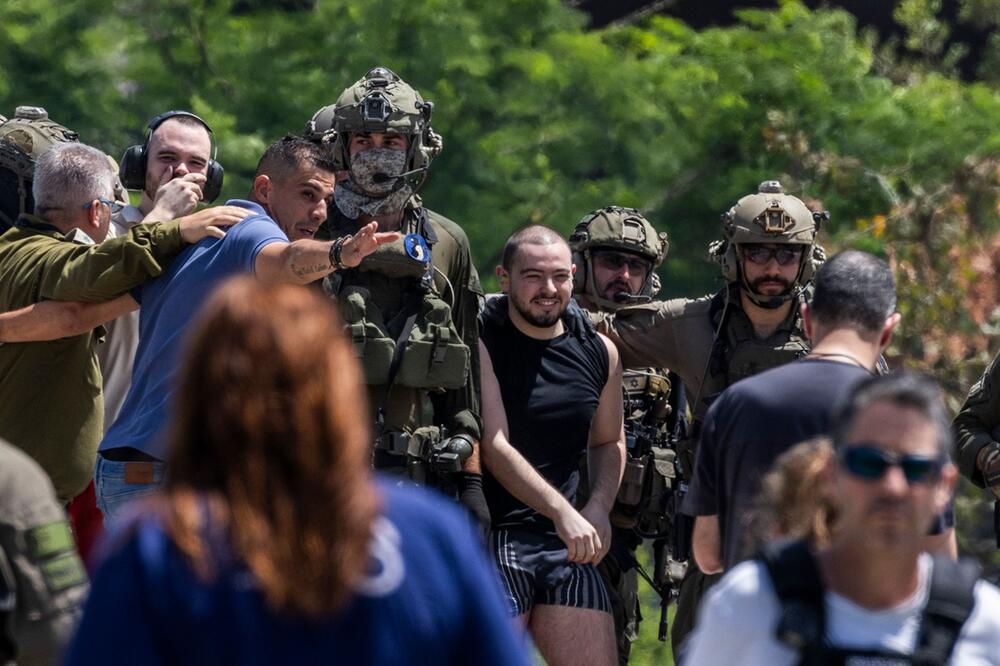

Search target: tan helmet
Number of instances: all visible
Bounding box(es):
[709,180,827,306]
[305,66,442,190]
[0,106,79,228]
[569,206,668,311]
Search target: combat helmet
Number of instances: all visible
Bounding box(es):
[306,67,442,191]
[0,106,79,229]
[569,206,668,311]
[709,180,827,308]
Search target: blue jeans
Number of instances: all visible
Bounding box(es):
[94,454,166,524]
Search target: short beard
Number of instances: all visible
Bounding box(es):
[510,292,565,328]
[602,280,633,301]
[749,275,793,297]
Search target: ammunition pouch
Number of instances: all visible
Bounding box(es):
[376,427,473,477]
[340,286,469,390]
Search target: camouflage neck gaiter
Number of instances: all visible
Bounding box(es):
[334,147,414,219]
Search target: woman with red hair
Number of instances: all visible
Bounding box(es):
[65,276,527,665]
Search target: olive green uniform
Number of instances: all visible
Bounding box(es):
[596,284,810,652]
[317,199,483,467]
[0,438,87,666]
[954,353,1000,488]
[0,215,186,502]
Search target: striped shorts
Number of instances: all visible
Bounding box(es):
[490,528,611,617]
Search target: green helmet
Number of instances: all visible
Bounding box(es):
[569,206,668,311]
[305,67,442,188]
[0,106,79,229]
[709,180,827,307]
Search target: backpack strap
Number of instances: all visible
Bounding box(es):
[911,556,980,665]
[758,539,827,657]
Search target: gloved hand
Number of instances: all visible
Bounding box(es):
[456,471,491,537]
[978,442,1000,499]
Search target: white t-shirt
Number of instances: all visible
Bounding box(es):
[95,205,144,432]
[682,553,1000,665]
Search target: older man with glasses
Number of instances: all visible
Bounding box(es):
[682,373,1000,665]
[0,141,247,503]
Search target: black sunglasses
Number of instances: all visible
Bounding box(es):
[838,445,944,485]
[741,245,802,266]
[592,250,651,274]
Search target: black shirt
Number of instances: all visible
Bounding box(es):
[683,358,871,569]
[481,297,609,535]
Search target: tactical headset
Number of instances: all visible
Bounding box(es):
[119,110,224,203]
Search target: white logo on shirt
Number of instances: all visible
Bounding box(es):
[354,517,405,597]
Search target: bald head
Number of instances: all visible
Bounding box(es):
[502,225,570,272]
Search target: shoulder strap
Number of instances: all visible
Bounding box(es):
[912,556,980,665]
[758,539,827,657]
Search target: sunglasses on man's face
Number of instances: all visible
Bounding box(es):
[838,445,944,485]
[741,245,802,266]
[592,251,651,275]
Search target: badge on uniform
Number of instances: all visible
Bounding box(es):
[403,233,431,264]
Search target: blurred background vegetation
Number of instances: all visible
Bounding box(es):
[4,0,1000,662]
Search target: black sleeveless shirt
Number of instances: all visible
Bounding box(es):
[481,297,610,535]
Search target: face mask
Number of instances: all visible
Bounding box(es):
[334,148,414,218]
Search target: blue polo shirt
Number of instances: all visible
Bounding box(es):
[99,200,287,460]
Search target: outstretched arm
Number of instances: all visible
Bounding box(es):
[254,221,400,285]
[0,295,138,342]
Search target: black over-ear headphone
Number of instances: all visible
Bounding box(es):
[119,110,224,203]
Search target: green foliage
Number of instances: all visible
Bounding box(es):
[6,0,1000,657]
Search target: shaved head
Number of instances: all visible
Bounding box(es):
[502,225,570,272]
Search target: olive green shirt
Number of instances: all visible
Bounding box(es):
[0,215,185,501]
[0,438,87,666]
[954,352,1000,487]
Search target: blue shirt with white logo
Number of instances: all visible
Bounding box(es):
[65,480,531,666]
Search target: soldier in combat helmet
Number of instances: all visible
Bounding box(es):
[306,67,489,527]
[569,206,684,664]
[593,180,827,652]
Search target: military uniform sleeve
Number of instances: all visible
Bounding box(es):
[954,354,1000,487]
[430,239,484,441]
[594,300,684,371]
[38,220,185,302]
[0,446,88,664]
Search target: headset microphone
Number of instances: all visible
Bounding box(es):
[612,292,650,305]
[371,165,429,185]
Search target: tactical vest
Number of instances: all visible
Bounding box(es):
[323,208,470,395]
[614,369,677,528]
[759,539,979,666]
[704,285,810,403]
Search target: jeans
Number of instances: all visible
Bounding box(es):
[94,454,166,524]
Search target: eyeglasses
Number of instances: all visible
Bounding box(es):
[741,245,802,266]
[838,445,944,485]
[592,250,651,276]
[83,198,124,215]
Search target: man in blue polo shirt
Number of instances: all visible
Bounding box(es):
[94,135,398,521]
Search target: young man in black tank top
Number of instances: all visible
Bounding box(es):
[480,225,625,666]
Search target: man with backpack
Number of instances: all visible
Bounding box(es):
[682,373,1000,665]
